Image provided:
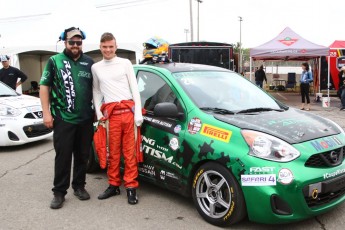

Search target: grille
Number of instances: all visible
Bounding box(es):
[303,174,345,208]
[8,131,19,141]
[24,111,43,119]
[304,187,345,208]
[305,147,344,167]
[23,124,52,138]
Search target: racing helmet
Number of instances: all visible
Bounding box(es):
[142,36,169,63]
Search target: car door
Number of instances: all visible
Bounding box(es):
[137,70,186,190]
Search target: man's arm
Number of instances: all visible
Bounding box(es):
[263,71,267,83]
[15,68,28,88]
[126,60,143,126]
[92,66,104,120]
[40,85,53,129]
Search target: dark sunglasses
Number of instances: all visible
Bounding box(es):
[67,40,82,46]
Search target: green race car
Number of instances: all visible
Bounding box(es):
[88,63,345,226]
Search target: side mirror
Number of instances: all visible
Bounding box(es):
[154,102,184,120]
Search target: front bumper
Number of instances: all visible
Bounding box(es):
[0,118,53,146]
[239,135,345,224]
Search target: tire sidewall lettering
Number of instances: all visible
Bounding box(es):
[193,169,204,189]
[223,186,235,221]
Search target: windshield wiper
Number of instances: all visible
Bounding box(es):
[236,107,284,114]
[0,94,17,97]
[200,107,235,114]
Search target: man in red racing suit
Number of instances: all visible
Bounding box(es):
[92,32,143,205]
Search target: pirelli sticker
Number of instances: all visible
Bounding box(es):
[200,124,232,143]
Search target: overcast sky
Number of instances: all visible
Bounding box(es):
[0,0,343,50]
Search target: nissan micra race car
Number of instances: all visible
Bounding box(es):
[0,82,53,146]
[88,63,345,226]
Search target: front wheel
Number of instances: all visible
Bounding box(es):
[192,162,246,226]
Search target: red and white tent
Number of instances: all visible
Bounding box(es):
[249,27,330,96]
[250,27,329,61]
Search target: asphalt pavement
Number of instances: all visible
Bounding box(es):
[269,91,345,131]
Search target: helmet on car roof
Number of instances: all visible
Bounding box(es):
[142,36,169,64]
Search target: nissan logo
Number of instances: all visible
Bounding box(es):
[329,151,339,164]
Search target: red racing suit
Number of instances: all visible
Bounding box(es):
[101,100,143,188]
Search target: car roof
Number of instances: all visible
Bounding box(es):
[136,62,232,73]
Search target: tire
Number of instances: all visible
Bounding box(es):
[192,162,246,226]
[86,145,100,173]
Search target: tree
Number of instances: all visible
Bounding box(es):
[232,42,250,72]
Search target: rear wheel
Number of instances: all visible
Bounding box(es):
[86,145,100,173]
[192,162,246,226]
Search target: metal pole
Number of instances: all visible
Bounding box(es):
[196,0,203,42]
[250,57,252,81]
[318,57,321,93]
[184,29,189,42]
[238,16,243,73]
[189,0,194,42]
[327,56,330,99]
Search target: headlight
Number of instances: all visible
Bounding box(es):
[241,130,300,162]
[0,105,21,117]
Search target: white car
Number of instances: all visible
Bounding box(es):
[0,82,53,146]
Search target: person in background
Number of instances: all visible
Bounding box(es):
[39,27,94,209]
[254,65,267,88]
[300,62,313,111]
[338,66,345,110]
[0,55,28,90]
[92,32,143,205]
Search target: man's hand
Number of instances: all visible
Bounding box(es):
[135,115,143,127]
[43,112,54,129]
[15,82,22,88]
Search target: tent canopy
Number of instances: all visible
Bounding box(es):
[329,40,345,49]
[250,27,329,61]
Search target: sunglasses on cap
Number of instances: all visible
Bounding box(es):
[67,40,83,46]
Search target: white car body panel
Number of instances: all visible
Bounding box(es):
[0,94,53,146]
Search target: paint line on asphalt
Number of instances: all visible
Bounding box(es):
[275,93,288,100]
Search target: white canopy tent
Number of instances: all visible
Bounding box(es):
[1,42,142,93]
[0,0,143,93]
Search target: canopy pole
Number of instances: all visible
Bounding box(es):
[249,57,252,81]
[318,57,321,93]
[327,56,330,98]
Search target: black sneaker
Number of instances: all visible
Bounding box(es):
[126,188,138,205]
[98,186,120,200]
[73,188,90,200]
[50,195,65,209]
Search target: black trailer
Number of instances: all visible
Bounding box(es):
[168,42,234,70]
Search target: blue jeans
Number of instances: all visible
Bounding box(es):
[341,88,345,108]
[256,81,263,88]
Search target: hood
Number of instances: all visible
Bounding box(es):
[215,108,341,144]
[0,95,41,109]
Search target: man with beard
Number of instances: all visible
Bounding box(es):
[39,27,94,209]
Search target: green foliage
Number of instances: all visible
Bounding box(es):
[232,42,249,63]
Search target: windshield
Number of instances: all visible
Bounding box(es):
[0,82,18,97]
[173,71,282,112]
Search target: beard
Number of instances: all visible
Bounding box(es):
[65,48,82,59]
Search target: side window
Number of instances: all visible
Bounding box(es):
[137,71,182,113]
